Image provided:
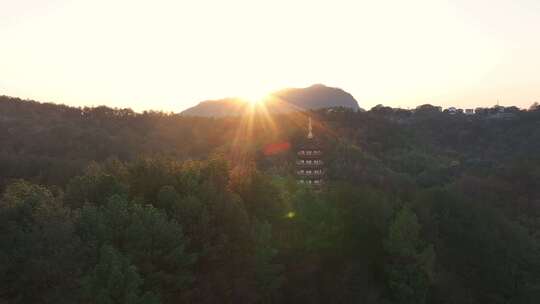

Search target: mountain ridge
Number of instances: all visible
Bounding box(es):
[180,84,360,117]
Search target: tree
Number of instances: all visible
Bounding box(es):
[252,221,283,303]
[291,187,344,253]
[229,164,287,222]
[155,185,181,212]
[384,206,435,304]
[371,104,394,116]
[419,188,540,303]
[65,163,128,208]
[415,104,442,116]
[78,195,196,303]
[82,245,160,304]
[0,180,82,303]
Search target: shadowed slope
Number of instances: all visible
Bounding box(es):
[180,84,360,117]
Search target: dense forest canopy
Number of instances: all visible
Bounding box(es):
[1,95,540,303]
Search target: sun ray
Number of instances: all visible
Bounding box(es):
[228,91,339,170]
[239,89,270,105]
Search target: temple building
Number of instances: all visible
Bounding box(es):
[296,117,324,186]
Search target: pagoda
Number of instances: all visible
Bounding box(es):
[296,117,324,186]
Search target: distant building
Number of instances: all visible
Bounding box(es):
[296,117,324,186]
[475,107,488,115]
[493,105,505,113]
[447,107,458,115]
[445,107,465,115]
[465,109,474,115]
[472,106,519,119]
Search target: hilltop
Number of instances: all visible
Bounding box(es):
[180,84,360,117]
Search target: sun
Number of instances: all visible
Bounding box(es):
[240,90,269,105]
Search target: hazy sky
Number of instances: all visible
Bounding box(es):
[1,0,539,111]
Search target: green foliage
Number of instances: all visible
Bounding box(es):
[78,195,196,300]
[384,206,435,304]
[290,187,344,253]
[65,162,128,208]
[156,185,181,212]
[230,165,287,223]
[416,188,540,303]
[126,158,180,203]
[252,221,283,303]
[82,245,160,304]
[0,181,81,303]
[1,97,540,303]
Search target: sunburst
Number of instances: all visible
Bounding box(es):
[240,90,269,105]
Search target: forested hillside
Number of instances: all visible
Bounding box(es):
[1,95,540,303]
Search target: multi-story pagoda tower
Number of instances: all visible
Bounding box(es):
[296,117,324,186]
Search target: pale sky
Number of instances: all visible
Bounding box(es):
[1,0,539,111]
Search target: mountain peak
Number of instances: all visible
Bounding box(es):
[180,84,359,117]
[273,84,359,111]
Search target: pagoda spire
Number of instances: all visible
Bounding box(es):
[307,117,313,139]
